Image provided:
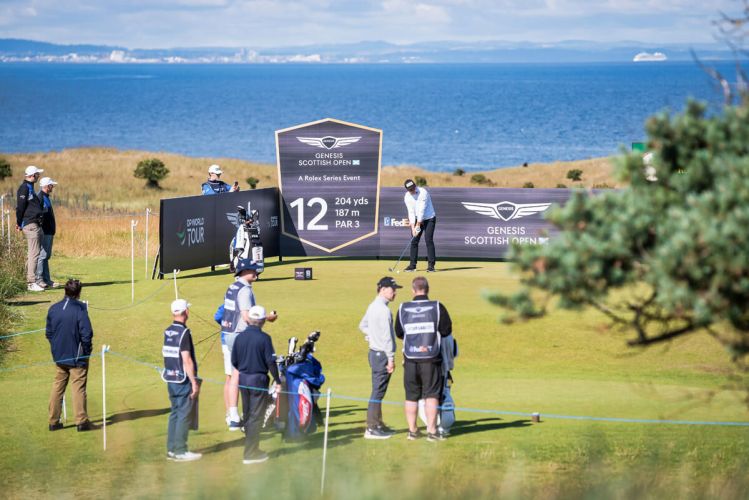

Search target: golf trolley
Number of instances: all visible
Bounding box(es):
[229,203,264,273]
[263,330,325,440]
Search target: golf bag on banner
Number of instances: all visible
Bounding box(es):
[229,204,264,273]
[263,331,325,440]
[418,334,458,434]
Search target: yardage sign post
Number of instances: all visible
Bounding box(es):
[276,118,382,253]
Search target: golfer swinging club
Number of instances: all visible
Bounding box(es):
[403,179,437,272]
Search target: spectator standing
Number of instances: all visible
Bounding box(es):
[16,165,45,291]
[37,177,59,288]
[201,164,239,195]
[46,279,93,432]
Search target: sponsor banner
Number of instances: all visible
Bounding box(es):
[377,187,572,258]
[160,188,279,274]
[276,118,382,255]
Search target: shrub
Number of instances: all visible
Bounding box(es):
[415,176,428,187]
[133,158,169,189]
[592,183,613,189]
[471,174,490,185]
[453,168,465,176]
[556,183,567,188]
[566,169,583,181]
[0,158,11,181]
[523,182,535,188]
[246,176,260,189]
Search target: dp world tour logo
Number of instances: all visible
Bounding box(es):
[296,136,361,149]
[462,201,551,221]
[177,217,206,247]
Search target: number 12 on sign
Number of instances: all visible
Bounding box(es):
[289,197,328,231]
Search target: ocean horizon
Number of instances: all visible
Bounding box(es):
[0,61,735,172]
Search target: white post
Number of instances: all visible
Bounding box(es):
[101,344,110,451]
[145,208,150,279]
[6,211,10,249]
[320,388,332,496]
[62,394,67,423]
[173,269,180,300]
[0,195,4,238]
[130,220,138,303]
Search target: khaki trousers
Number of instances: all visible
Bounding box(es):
[49,364,89,425]
[22,222,43,284]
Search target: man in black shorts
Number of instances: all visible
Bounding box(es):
[395,276,452,442]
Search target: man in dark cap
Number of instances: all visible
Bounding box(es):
[403,179,437,272]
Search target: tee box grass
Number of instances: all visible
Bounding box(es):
[1,255,748,499]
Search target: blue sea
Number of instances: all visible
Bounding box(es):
[0,62,735,171]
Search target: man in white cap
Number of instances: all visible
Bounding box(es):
[37,177,59,288]
[16,166,45,291]
[231,304,281,464]
[201,164,239,195]
[161,299,201,462]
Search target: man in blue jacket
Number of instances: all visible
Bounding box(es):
[37,177,59,288]
[201,164,239,195]
[46,279,94,431]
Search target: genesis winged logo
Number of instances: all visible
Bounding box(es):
[403,306,434,314]
[461,201,551,222]
[225,212,241,228]
[296,136,361,149]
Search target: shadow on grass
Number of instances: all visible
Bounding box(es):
[97,407,171,426]
[8,300,51,307]
[429,266,484,273]
[447,417,532,437]
[178,269,294,283]
[81,280,133,287]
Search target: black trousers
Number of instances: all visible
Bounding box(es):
[239,373,269,459]
[367,350,392,428]
[410,217,436,268]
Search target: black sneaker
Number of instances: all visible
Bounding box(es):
[426,267,436,273]
[377,424,395,434]
[403,266,416,272]
[243,450,269,464]
[76,421,94,432]
[49,422,63,431]
[426,432,446,442]
[364,427,392,440]
[407,430,421,440]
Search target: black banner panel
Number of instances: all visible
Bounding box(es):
[377,187,572,258]
[276,118,382,256]
[160,188,280,274]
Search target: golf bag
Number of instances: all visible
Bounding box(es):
[229,204,264,273]
[264,331,325,440]
[418,334,458,433]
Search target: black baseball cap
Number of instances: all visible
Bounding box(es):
[377,277,403,290]
[404,179,416,190]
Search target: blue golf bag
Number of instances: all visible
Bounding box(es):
[282,354,325,440]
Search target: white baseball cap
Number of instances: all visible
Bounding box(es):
[39,177,58,188]
[208,164,223,175]
[171,299,191,314]
[25,165,44,176]
[248,305,266,320]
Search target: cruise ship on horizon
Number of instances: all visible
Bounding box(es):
[633,51,667,62]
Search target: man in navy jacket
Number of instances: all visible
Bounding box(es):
[46,279,94,431]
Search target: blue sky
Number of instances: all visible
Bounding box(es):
[0,0,741,48]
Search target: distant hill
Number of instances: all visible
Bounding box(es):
[0,37,741,63]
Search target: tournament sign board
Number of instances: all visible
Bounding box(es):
[276,118,382,253]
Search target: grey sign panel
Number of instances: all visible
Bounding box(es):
[276,118,382,254]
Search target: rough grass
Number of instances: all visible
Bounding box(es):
[1,256,748,499]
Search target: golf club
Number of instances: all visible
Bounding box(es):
[388,232,418,273]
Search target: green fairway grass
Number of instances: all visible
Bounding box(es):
[1,256,748,499]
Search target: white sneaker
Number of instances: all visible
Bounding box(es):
[166,451,176,460]
[171,451,202,462]
[27,283,45,292]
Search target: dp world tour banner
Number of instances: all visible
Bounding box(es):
[159,188,280,274]
[276,118,382,256]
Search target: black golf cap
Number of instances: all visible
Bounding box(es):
[378,277,403,290]
[404,179,416,190]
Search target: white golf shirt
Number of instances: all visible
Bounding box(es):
[403,187,436,224]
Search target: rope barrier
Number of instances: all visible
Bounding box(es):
[87,281,170,311]
[0,327,45,340]
[0,353,96,373]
